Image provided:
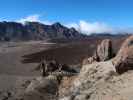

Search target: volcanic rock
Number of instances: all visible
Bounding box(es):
[95,39,113,61]
[112,35,133,74]
[60,61,117,100]
[82,39,114,65]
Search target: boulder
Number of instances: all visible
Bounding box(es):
[95,39,113,61]
[82,39,114,65]
[112,35,133,74]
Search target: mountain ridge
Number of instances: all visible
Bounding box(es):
[0,21,131,42]
[0,21,86,41]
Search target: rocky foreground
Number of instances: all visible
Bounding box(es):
[0,35,133,100]
[60,35,133,100]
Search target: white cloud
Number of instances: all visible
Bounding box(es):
[17,14,53,25]
[18,14,40,24]
[66,20,113,35]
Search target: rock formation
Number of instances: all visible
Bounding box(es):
[60,61,117,100]
[13,60,78,100]
[35,60,60,76]
[95,39,113,61]
[36,59,78,77]
[112,35,133,74]
[82,39,114,65]
[59,36,133,100]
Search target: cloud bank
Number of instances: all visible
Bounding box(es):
[17,14,52,25]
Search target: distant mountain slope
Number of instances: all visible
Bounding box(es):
[0,21,86,41]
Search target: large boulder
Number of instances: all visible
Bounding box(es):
[82,39,114,65]
[95,39,113,61]
[112,35,133,74]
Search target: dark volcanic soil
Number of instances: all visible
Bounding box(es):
[22,36,127,67]
[22,41,97,65]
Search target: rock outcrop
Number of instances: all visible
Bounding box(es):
[14,60,78,100]
[60,62,133,100]
[35,60,60,76]
[60,61,117,100]
[112,35,133,74]
[59,35,133,100]
[82,39,114,65]
[95,39,113,61]
[36,59,78,77]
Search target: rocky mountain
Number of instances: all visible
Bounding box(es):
[0,21,85,41]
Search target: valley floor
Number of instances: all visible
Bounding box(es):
[0,40,92,98]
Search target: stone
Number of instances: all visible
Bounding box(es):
[112,35,133,74]
[96,39,113,61]
[82,39,114,65]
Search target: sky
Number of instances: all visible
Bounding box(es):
[0,0,133,34]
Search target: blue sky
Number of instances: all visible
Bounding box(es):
[0,0,133,34]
